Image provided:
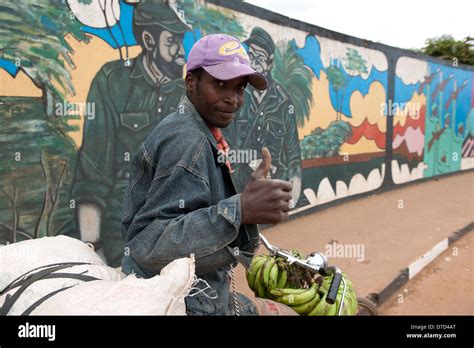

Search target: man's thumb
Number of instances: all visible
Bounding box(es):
[254,147,272,178]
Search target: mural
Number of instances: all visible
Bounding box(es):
[1,0,473,267]
[393,57,474,184]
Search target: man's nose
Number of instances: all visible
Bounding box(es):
[178,42,184,56]
[225,88,239,102]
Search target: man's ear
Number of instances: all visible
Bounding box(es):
[185,72,195,93]
[142,30,155,51]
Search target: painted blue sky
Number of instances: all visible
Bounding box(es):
[296,35,388,118]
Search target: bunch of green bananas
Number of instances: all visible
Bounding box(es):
[246,254,358,316]
[312,273,358,316]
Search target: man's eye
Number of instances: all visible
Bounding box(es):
[215,80,225,87]
[238,84,247,91]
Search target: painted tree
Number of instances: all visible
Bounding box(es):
[0,1,86,243]
[326,48,368,121]
[272,41,314,127]
[326,64,345,120]
[0,0,89,99]
[176,0,246,39]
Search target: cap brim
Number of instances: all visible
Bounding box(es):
[203,62,267,90]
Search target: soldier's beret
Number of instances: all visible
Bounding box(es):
[244,27,275,55]
[134,1,190,33]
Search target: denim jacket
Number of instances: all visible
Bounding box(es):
[121,96,260,315]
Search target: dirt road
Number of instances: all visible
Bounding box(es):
[234,171,474,312]
[379,230,473,315]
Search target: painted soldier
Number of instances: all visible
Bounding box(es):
[224,27,302,206]
[67,2,190,266]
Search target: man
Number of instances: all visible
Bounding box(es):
[67,3,190,266]
[224,27,302,206]
[121,34,294,315]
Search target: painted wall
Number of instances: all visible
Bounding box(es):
[1,0,472,266]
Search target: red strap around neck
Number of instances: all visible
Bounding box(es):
[208,126,234,173]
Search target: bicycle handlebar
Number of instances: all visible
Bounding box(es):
[259,233,343,305]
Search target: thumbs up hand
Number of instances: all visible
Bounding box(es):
[253,147,272,179]
[240,147,293,225]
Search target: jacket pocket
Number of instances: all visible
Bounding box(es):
[236,119,249,138]
[120,112,150,132]
[267,117,287,138]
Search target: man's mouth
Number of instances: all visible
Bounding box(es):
[216,109,236,118]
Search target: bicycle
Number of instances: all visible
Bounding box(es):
[259,234,378,316]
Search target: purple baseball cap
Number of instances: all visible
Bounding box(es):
[186,34,267,90]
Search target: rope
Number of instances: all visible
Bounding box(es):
[228,264,240,316]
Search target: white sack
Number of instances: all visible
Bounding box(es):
[0,236,105,292]
[31,256,195,315]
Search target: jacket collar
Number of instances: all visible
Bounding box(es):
[180,96,220,152]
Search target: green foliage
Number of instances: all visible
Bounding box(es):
[176,0,246,39]
[326,65,345,90]
[326,48,368,120]
[0,0,89,97]
[0,97,76,243]
[344,48,368,75]
[300,120,352,159]
[418,35,474,66]
[272,41,314,127]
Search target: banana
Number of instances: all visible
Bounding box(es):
[291,292,320,315]
[275,282,317,306]
[261,258,276,288]
[341,294,353,316]
[268,262,279,290]
[276,267,288,289]
[246,256,267,291]
[270,287,307,297]
[343,289,356,315]
[325,301,337,316]
[308,290,329,316]
[255,268,266,298]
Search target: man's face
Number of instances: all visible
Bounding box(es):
[186,70,248,128]
[248,43,273,76]
[144,28,185,78]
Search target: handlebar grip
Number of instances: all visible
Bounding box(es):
[326,272,342,304]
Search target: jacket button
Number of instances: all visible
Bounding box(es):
[133,123,138,128]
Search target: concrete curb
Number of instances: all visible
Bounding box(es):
[368,222,474,306]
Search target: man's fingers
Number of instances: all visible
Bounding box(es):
[253,147,272,179]
[271,179,293,192]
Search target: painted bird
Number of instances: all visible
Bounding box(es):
[428,127,446,151]
[417,71,436,94]
[445,80,468,109]
[432,74,454,100]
